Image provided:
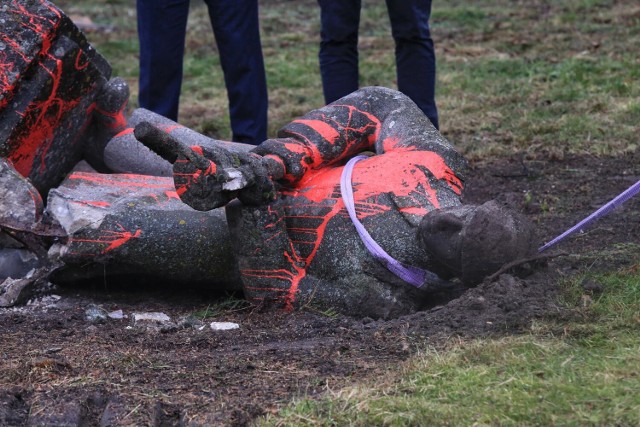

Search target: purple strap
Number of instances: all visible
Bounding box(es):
[340,155,449,288]
[539,178,640,252]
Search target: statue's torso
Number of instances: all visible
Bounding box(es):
[228,151,464,318]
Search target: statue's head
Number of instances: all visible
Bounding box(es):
[419,200,536,285]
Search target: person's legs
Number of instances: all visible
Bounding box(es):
[317,0,361,104]
[136,0,190,121]
[386,0,439,130]
[205,0,268,145]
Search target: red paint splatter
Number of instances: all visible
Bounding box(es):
[174,146,217,196]
[1,1,106,180]
[71,200,111,208]
[293,119,341,144]
[277,105,382,184]
[90,99,128,132]
[241,194,345,309]
[70,223,141,254]
[161,124,183,134]
[68,172,175,190]
[74,49,89,70]
[113,128,134,138]
[1,1,62,109]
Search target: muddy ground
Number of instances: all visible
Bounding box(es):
[1,150,639,426]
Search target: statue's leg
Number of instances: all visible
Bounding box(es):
[47,169,241,289]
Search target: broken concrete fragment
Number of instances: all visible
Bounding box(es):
[0,159,43,224]
[85,304,108,323]
[133,312,171,323]
[210,321,240,331]
[108,309,125,320]
[0,267,51,307]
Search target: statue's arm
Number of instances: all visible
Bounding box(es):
[253,86,453,185]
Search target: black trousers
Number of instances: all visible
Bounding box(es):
[318,0,438,129]
[137,0,268,144]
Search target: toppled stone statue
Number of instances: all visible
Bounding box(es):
[132,88,536,318]
[0,0,536,318]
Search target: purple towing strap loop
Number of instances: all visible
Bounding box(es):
[539,178,640,253]
[340,155,450,288]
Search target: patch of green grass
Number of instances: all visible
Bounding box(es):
[557,0,615,24]
[588,267,640,319]
[619,101,640,124]
[432,6,489,31]
[439,52,639,158]
[260,268,640,426]
[548,58,635,99]
[267,52,320,89]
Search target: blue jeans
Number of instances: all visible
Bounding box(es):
[137,0,268,144]
[318,0,438,130]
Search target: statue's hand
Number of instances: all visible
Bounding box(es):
[134,122,277,210]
